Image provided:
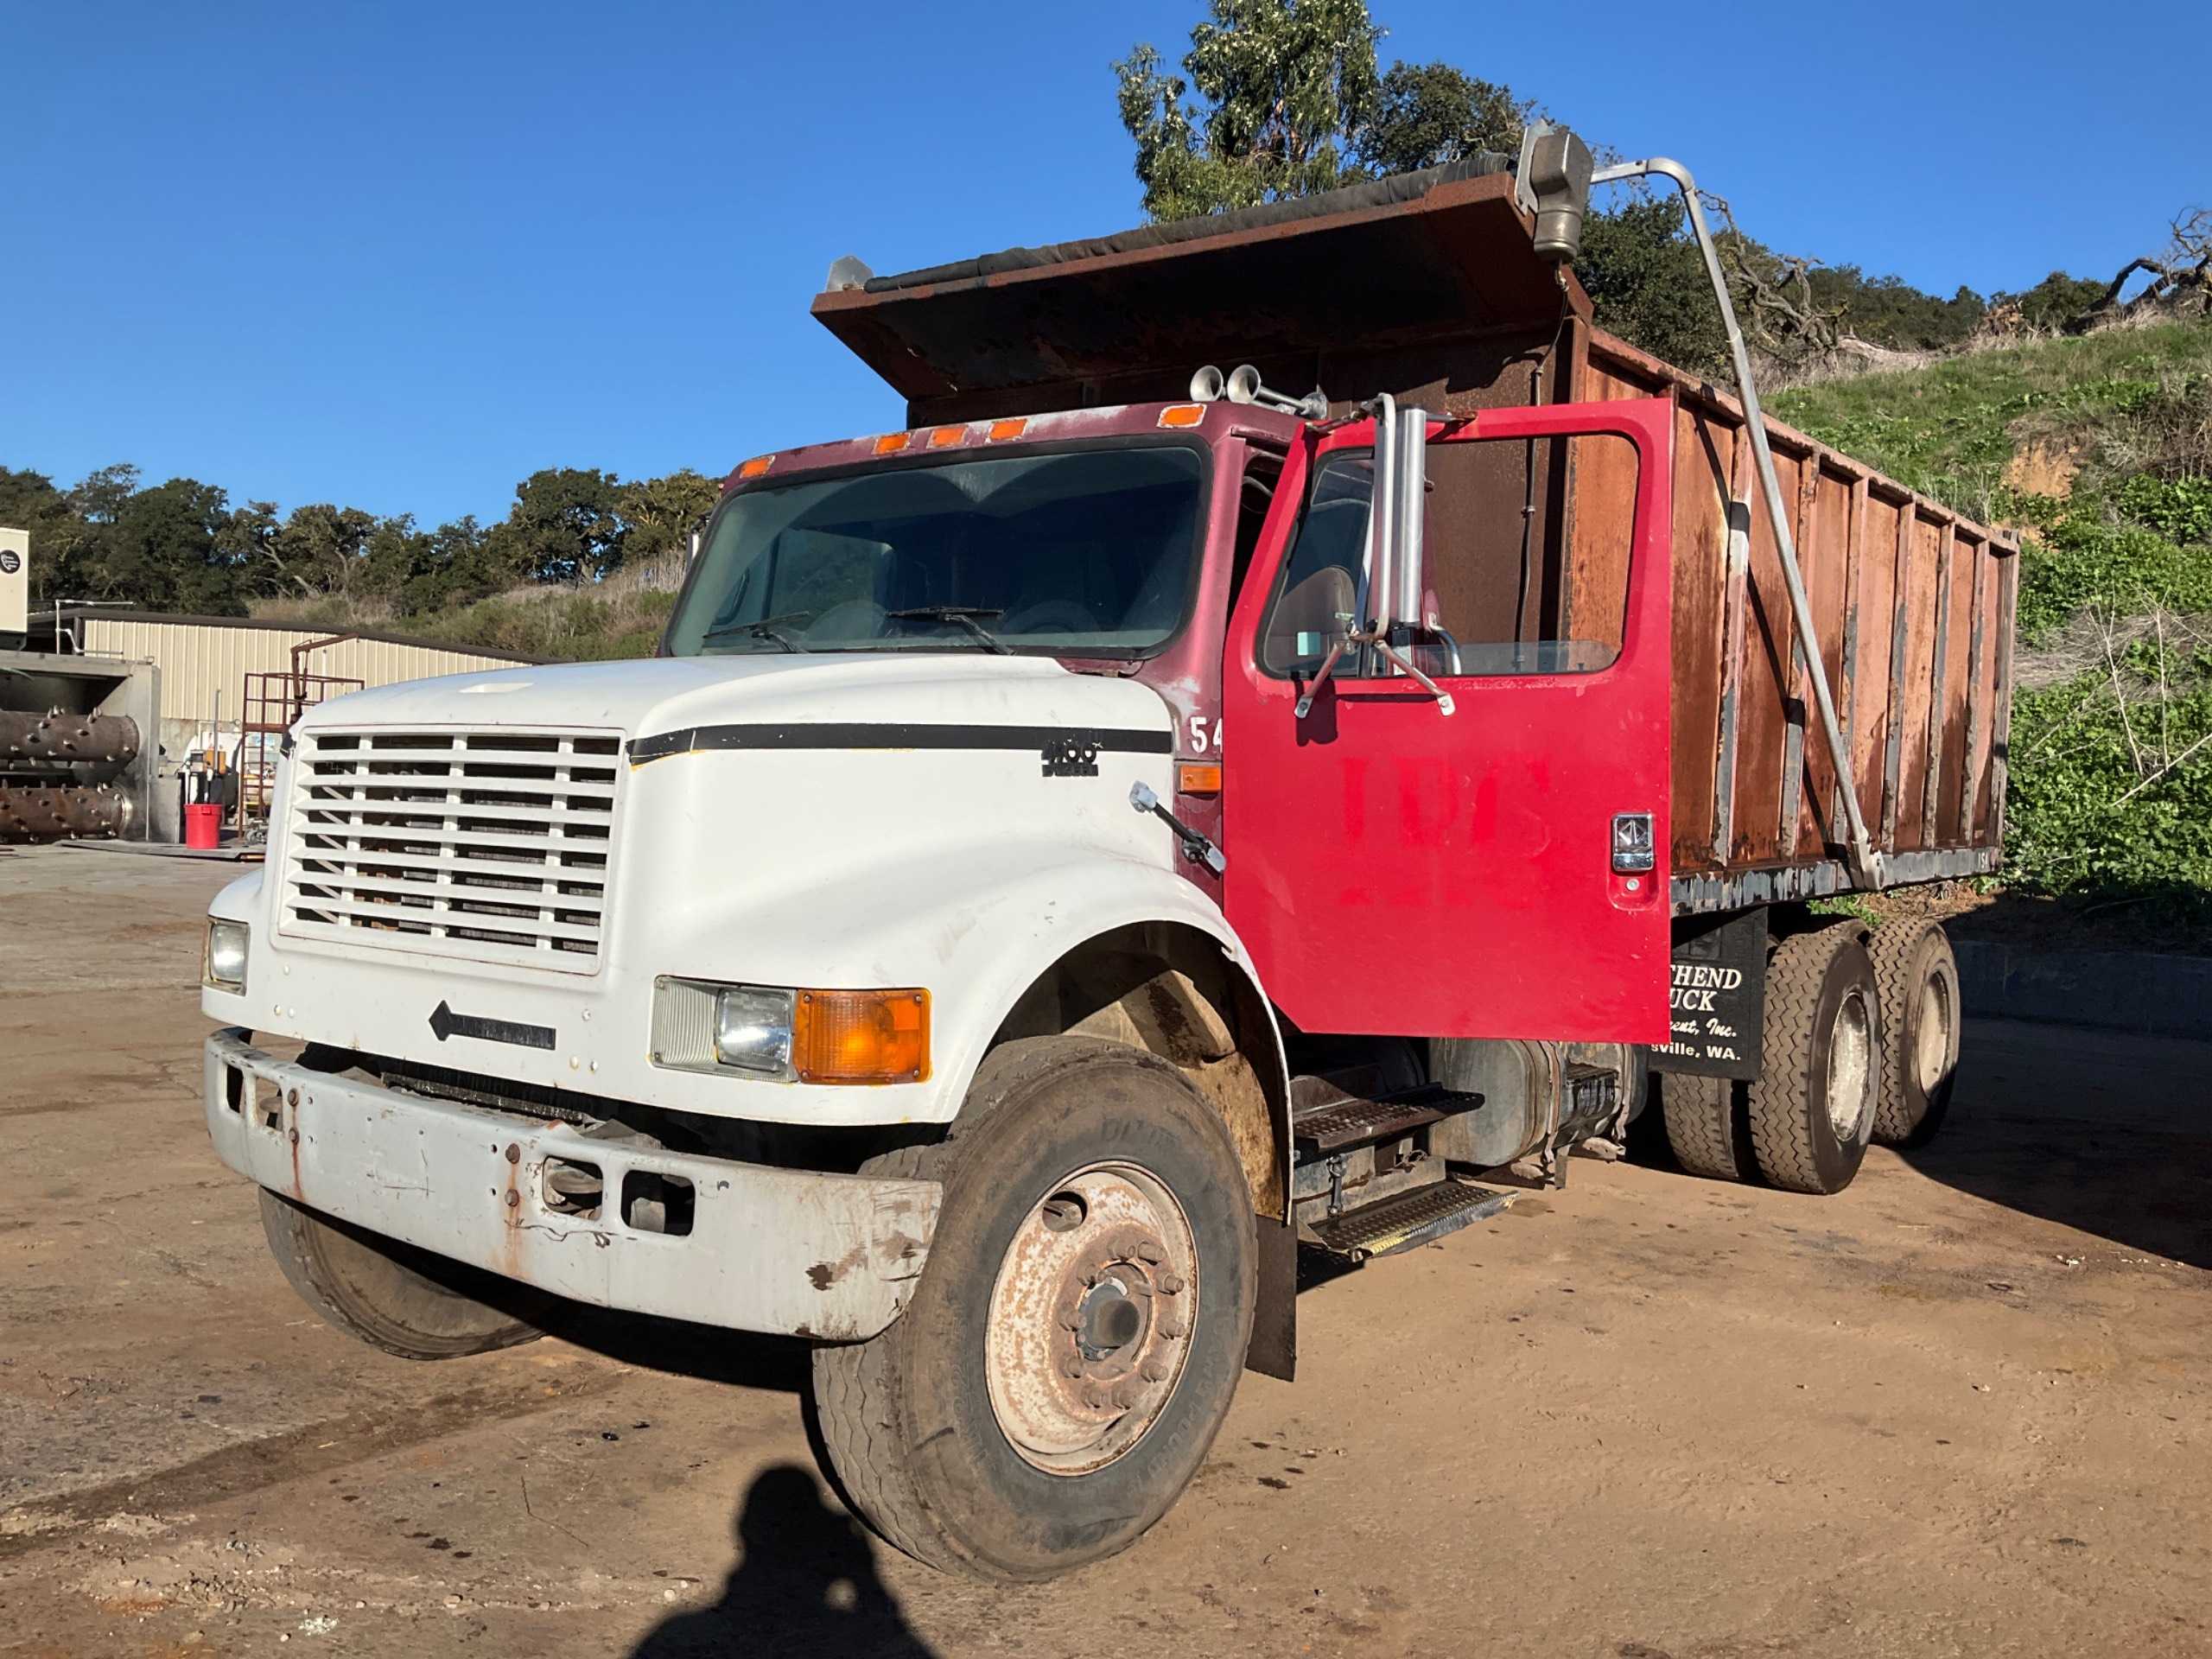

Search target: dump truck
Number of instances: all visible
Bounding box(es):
[198,129,2013,1580]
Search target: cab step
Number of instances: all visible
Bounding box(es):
[1292,1083,1484,1157]
[1306,1178,1516,1261]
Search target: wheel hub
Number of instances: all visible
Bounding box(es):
[985,1163,1198,1475]
[1827,986,1875,1141]
[1915,974,1954,1092]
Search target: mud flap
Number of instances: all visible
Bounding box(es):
[1244,1213,1296,1380]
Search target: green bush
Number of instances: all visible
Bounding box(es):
[2002,664,2212,915]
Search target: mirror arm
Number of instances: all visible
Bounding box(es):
[1294,635,1351,719]
[1296,629,1454,719]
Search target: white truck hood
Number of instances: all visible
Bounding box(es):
[295,652,1172,743]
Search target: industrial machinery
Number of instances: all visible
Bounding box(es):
[0,534,160,842]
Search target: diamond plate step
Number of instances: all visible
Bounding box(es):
[1306,1179,1516,1261]
[1292,1084,1483,1157]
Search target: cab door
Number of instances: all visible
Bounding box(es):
[1220,397,1675,1042]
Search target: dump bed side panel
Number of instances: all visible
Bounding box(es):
[1580,331,2016,908]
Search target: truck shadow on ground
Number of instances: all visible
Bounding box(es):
[1636,1012,2211,1269]
[627,1462,938,1659]
[1891,1015,2212,1269]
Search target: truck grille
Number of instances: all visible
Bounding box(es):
[281,728,622,973]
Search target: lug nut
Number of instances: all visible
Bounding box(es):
[1135,1241,1165,1265]
[1064,1361,1085,1378]
[1157,1273,1185,1295]
[1141,1358,1170,1383]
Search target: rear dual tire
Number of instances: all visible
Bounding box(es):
[1660,925,1883,1195]
[1868,920,1961,1147]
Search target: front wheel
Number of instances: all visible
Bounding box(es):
[258,1190,546,1359]
[810,1038,1256,1581]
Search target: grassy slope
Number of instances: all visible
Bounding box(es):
[1770,322,2212,518]
[1776,321,2212,930]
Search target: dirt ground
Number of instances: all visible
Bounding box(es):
[2,845,2207,1659]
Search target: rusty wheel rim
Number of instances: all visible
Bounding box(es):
[983,1161,1198,1476]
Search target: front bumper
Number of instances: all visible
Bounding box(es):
[203,1029,939,1340]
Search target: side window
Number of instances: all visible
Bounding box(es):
[1416,431,1638,676]
[1255,432,1639,679]
[1257,453,1372,673]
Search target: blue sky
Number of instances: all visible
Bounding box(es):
[6,1,2205,531]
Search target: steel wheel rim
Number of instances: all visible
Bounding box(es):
[1827,986,1874,1142]
[1914,973,1954,1094]
[984,1160,1198,1477]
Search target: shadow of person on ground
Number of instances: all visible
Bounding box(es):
[630,1463,938,1659]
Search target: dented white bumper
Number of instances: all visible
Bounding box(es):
[203,1029,938,1340]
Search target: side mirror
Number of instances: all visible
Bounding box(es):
[1516,123,1594,265]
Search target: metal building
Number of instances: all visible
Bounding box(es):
[41,610,540,842]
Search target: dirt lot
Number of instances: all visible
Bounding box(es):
[2,846,2207,1658]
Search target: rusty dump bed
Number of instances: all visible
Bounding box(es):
[816,161,2018,913]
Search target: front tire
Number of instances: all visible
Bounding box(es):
[258,1190,546,1360]
[810,1038,1256,1581]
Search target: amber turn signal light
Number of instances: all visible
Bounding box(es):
[1157,404,1205,429]
[927,425,967,448]
[1176,761,1222,796]
[736,454,773,479]
[874,432,912,455]
[795,988,930,1084]
[988,417,1028,441]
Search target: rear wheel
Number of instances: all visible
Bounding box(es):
[1746,931,1882,1194]
[258,1190,545,1359]
[1658,1071,1749,1180]
[1868,920,1961,1147]
[810,1038,1256,1581]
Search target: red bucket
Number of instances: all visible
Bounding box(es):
[184,803,222,849]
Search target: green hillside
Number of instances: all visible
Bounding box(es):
[1774,321,2212,925]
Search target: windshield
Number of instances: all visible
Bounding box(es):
[665,444,1206,658]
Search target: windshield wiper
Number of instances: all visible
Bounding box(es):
[884,605,1011,654]
[702,610,814,654]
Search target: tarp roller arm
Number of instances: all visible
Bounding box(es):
[1590,156,1885,888]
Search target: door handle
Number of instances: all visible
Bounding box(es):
[1611,812,1656,874]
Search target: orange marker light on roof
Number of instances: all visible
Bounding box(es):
[874,432,912,455]
[927,425,966,448]
[794,989,930,1084]
[737,455,773,479]
[988,418,1027,442]
[1157,404,1205,429]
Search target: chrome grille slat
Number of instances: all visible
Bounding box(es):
[281,727,620,973]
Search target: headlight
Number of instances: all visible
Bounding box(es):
[714,986,796,1075]
[652,978,930,1084]
[204,918,249,992]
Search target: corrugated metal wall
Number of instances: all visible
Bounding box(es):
[79,618,529,723]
